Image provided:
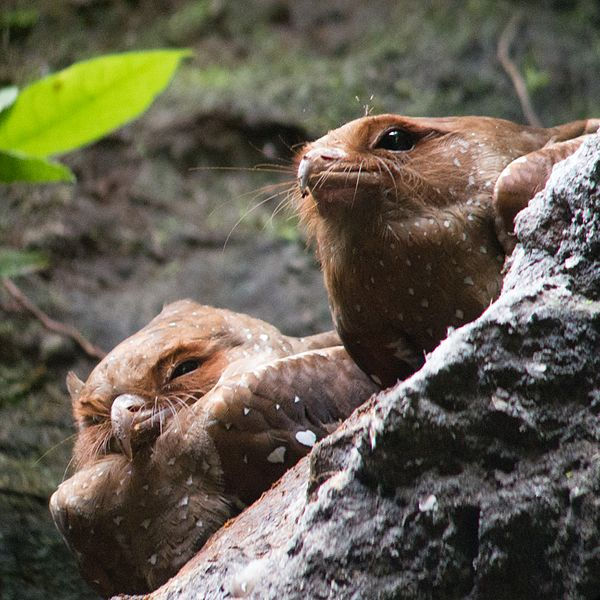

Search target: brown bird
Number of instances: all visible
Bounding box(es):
[296,114,599,388]
[50,300,377,597]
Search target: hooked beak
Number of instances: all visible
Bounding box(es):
[297,147,348,196]
[297,155,312,196]
[110,394,146,461]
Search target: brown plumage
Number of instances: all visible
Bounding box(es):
[296,114,599,388]
[49,300,377,596]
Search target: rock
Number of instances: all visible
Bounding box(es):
[115,135,600,599]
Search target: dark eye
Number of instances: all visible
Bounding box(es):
[375,128,416,152]
[169,359,200,381]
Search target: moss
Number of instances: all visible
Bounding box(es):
[0,7,39,31]
[165,0,214,45]
[160,0,600,134]
[0,363,46,408]
[0,317,49,408]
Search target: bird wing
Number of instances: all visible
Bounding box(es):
[492,134,595,253]
[203,345,378,504]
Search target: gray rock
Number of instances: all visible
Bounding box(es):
[119,136,600,599]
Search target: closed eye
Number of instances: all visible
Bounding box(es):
[374,128,417,152]
[169,359,201,381]
[85,414,105,427]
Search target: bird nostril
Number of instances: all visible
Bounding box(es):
[303,147,347,164]
[113,393,146,413]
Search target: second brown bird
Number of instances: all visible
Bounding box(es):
[296,114,599,387]
[50,300,377,596]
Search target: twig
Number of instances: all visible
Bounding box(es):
[2,278,106,360]
[497,13,542,128]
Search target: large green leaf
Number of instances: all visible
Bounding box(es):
[0,50,191,157]
[0,149,74,183]
[0,248,49,278]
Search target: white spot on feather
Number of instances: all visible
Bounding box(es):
[296,430,317,447]
[267,446,286,463]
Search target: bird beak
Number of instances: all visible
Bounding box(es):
[110,394,146,461]
[297,146,347,196]
[297,155,312,195]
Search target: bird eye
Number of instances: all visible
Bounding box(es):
[375,128,416,152]
[86,414,104,427]
[169,359,200,381]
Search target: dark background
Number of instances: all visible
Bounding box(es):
[1,1,599,597]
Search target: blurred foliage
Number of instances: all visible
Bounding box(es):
[0,362,46,408]
[524,63,552,94]
[0,318,47,408]
[0,248,48,279]
[148,0,600,138]
[0,50,190,184]
[0,150,74,184]
[0,7,39,31]
[165,0,214,44]
[0,49,190,279]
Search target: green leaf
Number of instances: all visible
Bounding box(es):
[0,87,18,114]
[0,49,191,157]
[0,248,49,279]
[0,149,74,183]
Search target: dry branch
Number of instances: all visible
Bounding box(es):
[2,278,106,361]
[497,13,542,128]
